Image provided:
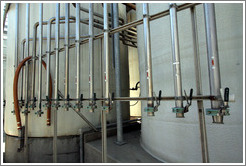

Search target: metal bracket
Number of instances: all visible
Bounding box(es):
[144,107,155,113]
[206,108,230,116]
[172,107,185,114]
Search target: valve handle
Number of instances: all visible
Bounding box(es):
[158,90,162,105]
[158,90,162,100]
[189,89,193,101]
[111,92,115,100]
[93,93,96,101]
[224,87,229,102]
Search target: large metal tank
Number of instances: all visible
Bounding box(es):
[136,3,243,163]
[4,3,129,162]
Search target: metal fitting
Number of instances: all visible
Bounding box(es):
[86,102,97,113]
[102,106,110,113]
[35,110,44,117]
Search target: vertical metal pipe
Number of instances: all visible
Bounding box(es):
[24,3,30,163]
[169,3,184,118]
[31,23,37,109]
[54,5,60,110]
[143,3,154,116]
[64,3,70,111]
[37,3,43,116]
[204,3,223,123]
[104,3,109,103]
[89,3,95,110]
[190,6,209,163]
[102,3,109,163]
[76,3,81,111]
[113,3,124,145]
[79,128,83,163]
[53,3,60,163]
[46,16,52,101]
[15,4,19,70]
[21,41,25,102]
[101,109,107,163]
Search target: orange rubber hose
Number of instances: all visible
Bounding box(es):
[13,56,52,130]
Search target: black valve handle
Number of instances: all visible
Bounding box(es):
[93,93,96,100]
[111,92,115,100]
[46,96,49,101]
[158,90,162,103]
[80,94,83,101]
[224,87,229,102]
[189,89,193,101]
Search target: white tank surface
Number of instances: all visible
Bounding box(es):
[4,3,129,137]
[136,3,243,163]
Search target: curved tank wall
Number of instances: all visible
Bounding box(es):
[136,3,243,163]
[4,3,129,137]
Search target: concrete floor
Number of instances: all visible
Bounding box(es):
[84,130,162,163]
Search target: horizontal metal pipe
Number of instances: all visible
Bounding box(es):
[38,95,217,102]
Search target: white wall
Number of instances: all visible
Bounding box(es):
[136,3,243,163]
[127,10,141,117]
[4,3,129,137]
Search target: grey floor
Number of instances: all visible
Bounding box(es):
[85,130,162,163]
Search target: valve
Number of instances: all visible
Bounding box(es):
[19,98,25,108]
[35,110,44,117]
[102,92,113,113]
[206,87,230,124]
[22,110,30,115]
[184,89,193,113]
[63,95,71,111]
[35,103,44,117]
[144,90,162,116]
[86,93,97,112]
[172,89,193,118]
[74,94,83,111]
[43,96,51,108]
[30,97,37,109]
